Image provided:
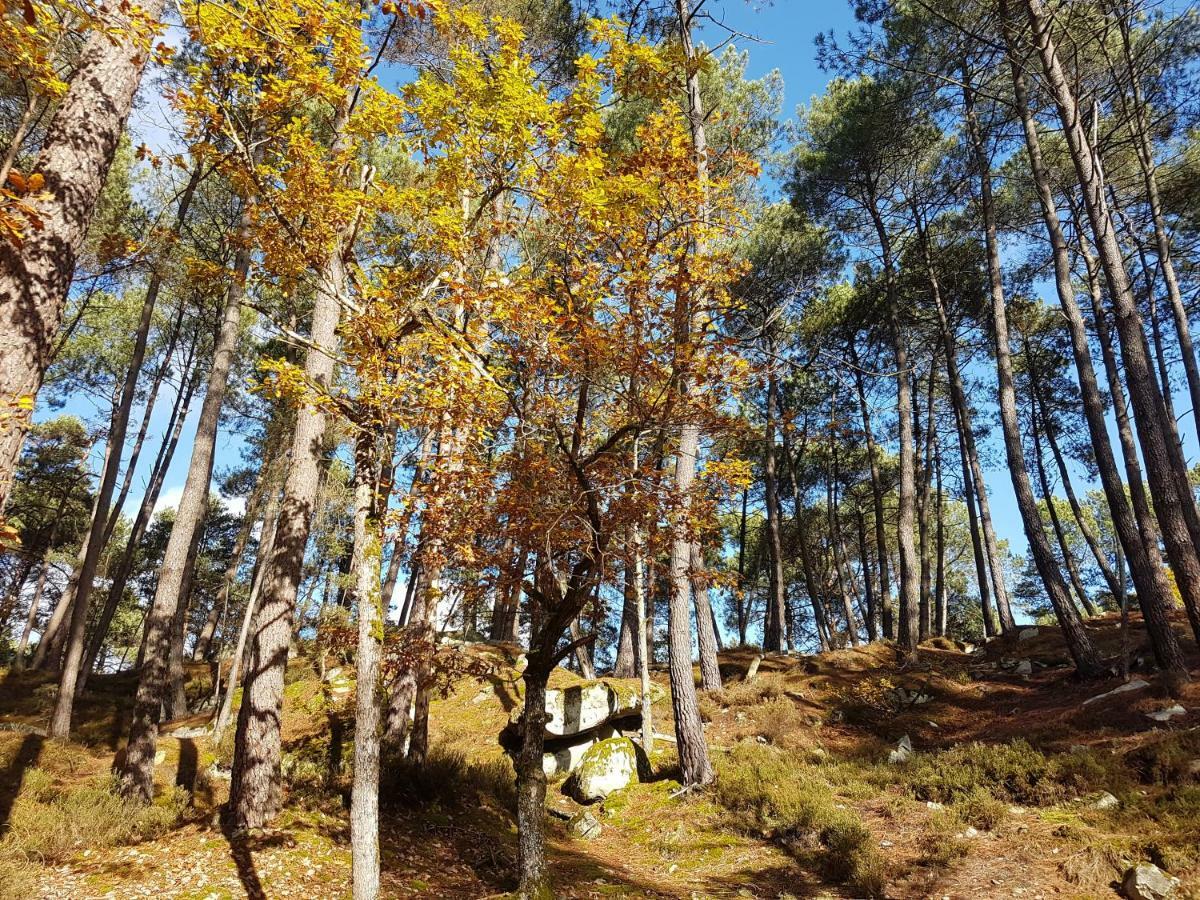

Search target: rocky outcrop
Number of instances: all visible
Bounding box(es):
[500,677,660,779]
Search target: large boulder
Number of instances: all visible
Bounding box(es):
[574,737,638,802]
[544,680,659,737]
[1122,863,1180,900]
[542,725,617,778]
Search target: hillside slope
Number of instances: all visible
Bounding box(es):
[0,613,1197,898]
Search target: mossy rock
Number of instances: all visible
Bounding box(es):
[574,737,638,803]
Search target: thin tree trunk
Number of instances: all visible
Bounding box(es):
[350,433,382,900]
[856,508,878,641]
[1114,8,1200,449]
[0,0,167,509]
[917,369,935,641]
[867,197,918,651]
[613,559,637,678]
[213,476,282,745]
[962,63,1101,676]
[851,353,895,639]
[690,542,722,690]
[118,202,249,798]
[78,351,200,688]
[1029,395,1096,617]
[781,413,832,652]
[916,209,1012,633]
[665,0,714,789]
[763,367,787,652]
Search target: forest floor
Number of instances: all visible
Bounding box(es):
[1,613,1199,899]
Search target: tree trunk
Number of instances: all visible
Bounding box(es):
[117,216,247,795]
[690,542,722,691]
[350,433,382,900]
[665,0,714,789]
[856,508,878,641]
[851,355,894,639]
[962,66,1102,676]
[781,413,832,652]
[78,352,200,689]
[916,370,935,641]
[613,559,637,678]
[867,198,919,652]
[763,367,787,652]
[916,210,1011,633]
[1023,0,1200,649]
[0,0,167,510]
[213,476,282,745]
[1029,396,1096,617]
[515,666,551,899]
[1114,10,1200,450]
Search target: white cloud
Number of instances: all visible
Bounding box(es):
[152,484,185,516]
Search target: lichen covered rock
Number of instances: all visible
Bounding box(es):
[574,736,638,802]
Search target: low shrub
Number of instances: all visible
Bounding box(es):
[722,673,785,708]
[714,743,885,897]
[380,745,516,811]
[4,776,186,865]
[902,740,1121,807]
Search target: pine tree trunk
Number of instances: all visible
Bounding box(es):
[856,508,878,641]
[1115,12,1200,450]
[665,0,714,789]
[78,353,200,689]
[851,355,894,639]
[1023,0,1200,648]
[962,65,1102,676]
[763,367,787,652]
[213,477,282,745]
[690,542,722,690]
[118,218,247,796]
[867,199,919,651]
[613,559,637,677]
[780,414,832,651]
[917,211,1010,634]
[0,0,167,510]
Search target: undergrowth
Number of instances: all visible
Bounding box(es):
[713,743,885,897]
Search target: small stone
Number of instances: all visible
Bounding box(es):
[1081,679,1150,707]
[154,749,166,765]
[1091,791,1120,810]
[1017,626,1039,641]
[888,734,913,764]
[1145,704,1187,723]
[964,826,979,838]
[927,801,944,810]
[1121,862,1180,899]
[567,810,602,841]
[1014,659,1033,676]
[1069,744,1087,753]
[879,840,894,848]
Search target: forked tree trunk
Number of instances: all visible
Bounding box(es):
[0,0,167,510]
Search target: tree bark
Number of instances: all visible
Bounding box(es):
[690,542,722,691]
[350,433,382,900]
[515,666,551,899]
[0,0,167,510]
